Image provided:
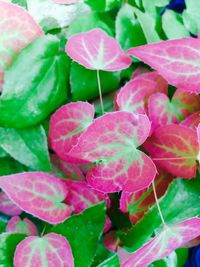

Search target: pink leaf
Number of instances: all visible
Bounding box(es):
[64,180,108,214]
[103,231,120,252]
[0,1,42,87]
[51,155,85,181]
[181,111,200,130]
[14,233,74,267]
[6,216,38,236]
[120,218,200,267]
[49,102,94,163]
[116,71,167,114]
[127,38,200,93]
[0,172,72,224]
[148,89,200,130]
[120,169,173,223]
[69,111,157,193]
[144,124,198,178]
[0,191,22,216]
[66,28,132,71]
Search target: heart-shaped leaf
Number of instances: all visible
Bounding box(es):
[127,38,200,93]
[144,124,198,178]
[120,218,200,267]
[0,1,42,88]
[69,111,157,192]
[0,172,72,224]
[49,102,94,163]
[66,28,131,71]
[14,233,74,267]
[148,89,200,129]
[120,169,173,223]
[116,71,168,113]
[0,191,22,216]
[6,216,38,236]
[64,180,108,214]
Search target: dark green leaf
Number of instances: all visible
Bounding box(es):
[91,243,118,267]
[0,215,9,234]
[119,179,200,251]
[0,35,70,128]
[0,125,50,171]
[50,202,106,267]
[70,62,120,101]
[67,12,115,38]
[84,0,120,12]
[0,233,26,267]
[12,0,27,8]
[116,4,146,50]
[0,158,26,176]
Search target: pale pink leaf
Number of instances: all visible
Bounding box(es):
[0,172,72,224]
[127,38,200,93]
[121,218,200,267]
[0,191,22,216]
[6,216,38,236]
[53,0,79,3]
[144,124,198,178]
[64,180,108,214]
[14,233,74,267]
[49,102,94,163]
[66,28,132,71]
[181,111,200,130]
[120,169,173,223]
[116,71,168,114]
[51,155,85,181]
[0,1,42,87]
[69,111,157,192]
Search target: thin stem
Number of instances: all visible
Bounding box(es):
[152,181,167,227]
[41,225,46,237]
[97,69,104,114]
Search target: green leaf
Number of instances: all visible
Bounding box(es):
[0,233,26,267]
[116,4,146,50]
[162,10,190,39]
[50,202,106,267]
[0,215,8,234]
[0,147,8,158]
[84,0,120,11]
[0,35,70,128]
[0,157,26,176]
[0,125,50,171]
[119,178,200,251]
[67,12,115,38]
[183,0,200,35]
[12,0,27,8]
[133,7,161,43]
[70,62,120,101]
[97,254,120,267]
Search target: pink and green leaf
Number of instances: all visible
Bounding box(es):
[0,172,72,224]
[0,1,42,88]
[51,155,85,181]
[103,230,120,252]
[64,180,109,214]
[14,233,74,267]
[49,102,94,163]
[127,38,200,93]
[0,191,22,216]
[6,216,38,236]
[144,124,199,178]
[69,111,157,192]
[120,169,173,223]
[181,111,200,130]
[120,218,200,267]
[66,28,132,71]
[116,71,168,114]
